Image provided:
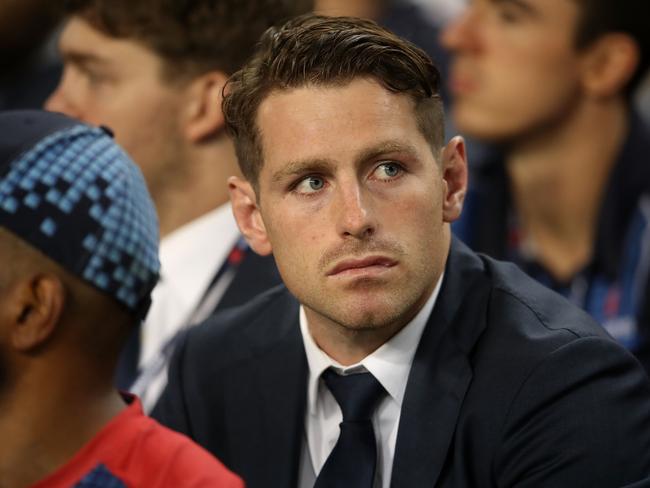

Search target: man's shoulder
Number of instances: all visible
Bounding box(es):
[480,252,608,341]
[179,284,299,368]
[448,238,607,347]
[443,244,650,488]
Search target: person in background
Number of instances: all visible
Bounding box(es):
[442,0,650,372]
[154,15,650,488]
[46,0,312,409]
[315,0,450,99]
[0,0,63,109]
[0,110,242,488]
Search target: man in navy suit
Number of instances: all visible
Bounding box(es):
[154,15,650,487]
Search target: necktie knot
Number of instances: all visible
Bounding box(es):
[322,369,385,422]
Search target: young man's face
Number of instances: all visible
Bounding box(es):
[441,0,586,142]
[45,16,187,205]
[238,78,466,333]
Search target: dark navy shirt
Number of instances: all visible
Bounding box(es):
[454,112,650,373]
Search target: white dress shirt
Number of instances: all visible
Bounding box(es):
[299,275,443,488]
[134,203,241,411]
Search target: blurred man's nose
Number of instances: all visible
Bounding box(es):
[440,7,477,53]
[44,73,82,119]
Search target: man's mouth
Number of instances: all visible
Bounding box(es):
[326,256,398,277]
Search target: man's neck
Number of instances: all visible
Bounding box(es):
[505,98,629,281]
[0,366,124,488]
[156,137,240,238]
[306,319,400,366]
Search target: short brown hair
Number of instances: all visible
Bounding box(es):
[63,0,314,80]
[222,14,445,188]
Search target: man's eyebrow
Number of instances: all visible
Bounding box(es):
[60,49,110,68]
[492,0,539,16]
[271,158,335,184]
[270,140,421,184]
[354,140,421,165]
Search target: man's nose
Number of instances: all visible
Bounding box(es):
[440,7,477,53]
[44,75,81,119]
[335,183,376,240]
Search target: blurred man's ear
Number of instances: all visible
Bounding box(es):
[228,176,273,256]
[7,274,65,352]
[441,136,468,223]
[183,70,230,143]
[580,33,640,97]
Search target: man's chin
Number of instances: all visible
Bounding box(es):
[327,302,408,332]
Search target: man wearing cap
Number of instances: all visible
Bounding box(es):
[0,110,242,488]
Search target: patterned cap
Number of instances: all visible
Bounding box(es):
[0,110,160,318]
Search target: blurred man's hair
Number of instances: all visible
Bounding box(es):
[222,14,444,189]
[575,0,649,94]
[63,0,314,81]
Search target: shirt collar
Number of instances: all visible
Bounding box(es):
[300,273,444,415]
[157,203,240,310]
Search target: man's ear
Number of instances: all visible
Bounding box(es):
[440,135,468,223]
[9,274,65,352]
[183,70,229,143]
[580,33,640,98]
[228,176,273,256]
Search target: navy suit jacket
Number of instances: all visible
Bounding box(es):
[153,238,650,487]
[114,248,281,390]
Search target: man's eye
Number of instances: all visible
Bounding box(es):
[294,176,325,194]
[76,65,109,87]
[86,72,101,84]
[494,3,530,24]
[373,162,403,180]
[498,8,521,23]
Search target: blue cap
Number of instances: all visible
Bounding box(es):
[0,110,160,318]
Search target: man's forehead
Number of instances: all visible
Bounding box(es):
[254,79,436,182]
[58,15,174,82]
[60,16,148,64]
[256,79,416,128]
[483,0,578,17]
[60,17,108,49]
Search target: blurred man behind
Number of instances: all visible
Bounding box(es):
[46,0,312,407]
[0,110,242,488]
[442,0,650,370]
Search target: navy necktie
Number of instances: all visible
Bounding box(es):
[314,369,386,488]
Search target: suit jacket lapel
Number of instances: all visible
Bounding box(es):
[391,238,490,487]
[228,290,308,488]
[217,248,281,311]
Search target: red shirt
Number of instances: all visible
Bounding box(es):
[30,397,243,488]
